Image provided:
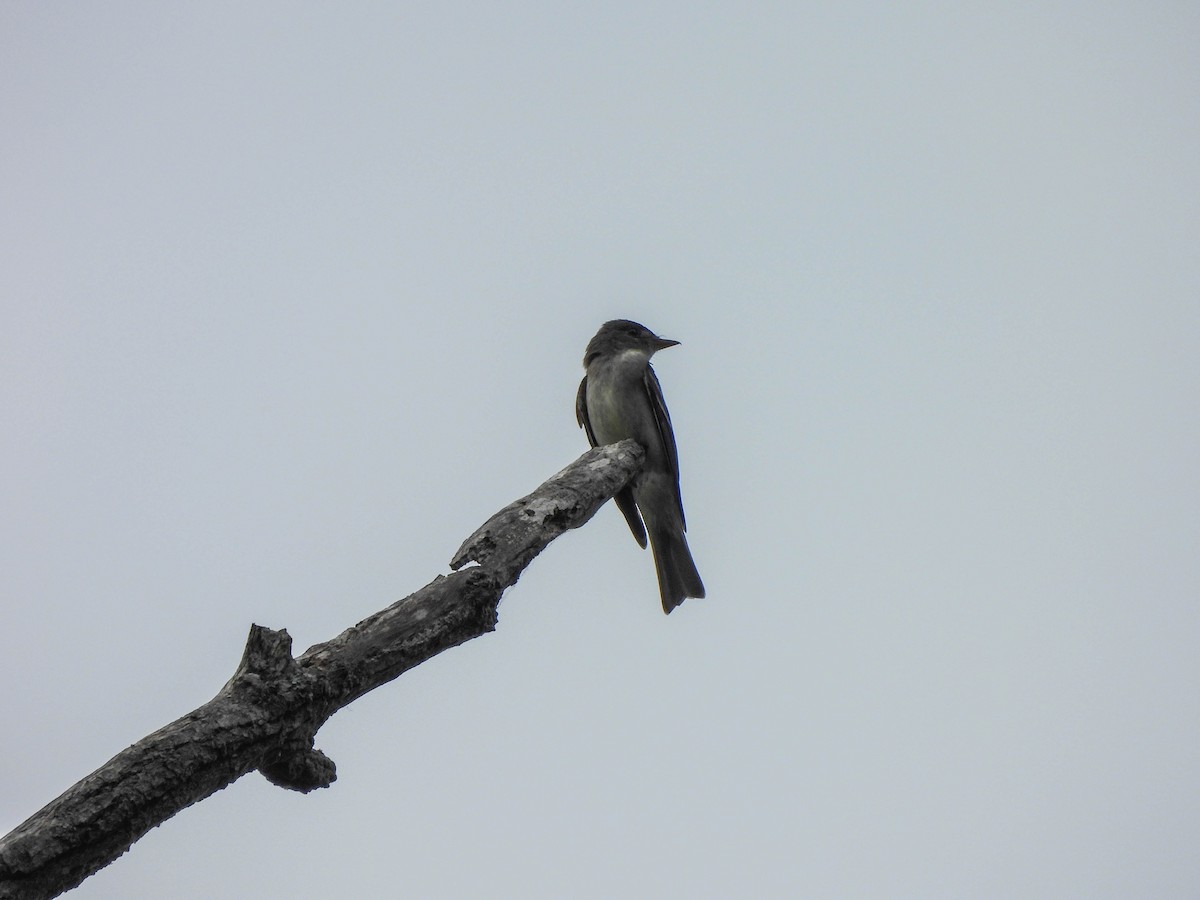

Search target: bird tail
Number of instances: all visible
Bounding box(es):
[649,527,705,614]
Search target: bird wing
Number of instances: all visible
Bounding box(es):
[575,375,597,443]
[644,363,686,529]
[577,374,648,548]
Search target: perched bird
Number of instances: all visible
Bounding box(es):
[576,319,705,613]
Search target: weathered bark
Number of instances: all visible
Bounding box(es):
[0,441,645,900]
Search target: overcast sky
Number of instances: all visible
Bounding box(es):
[3,3,1198,898]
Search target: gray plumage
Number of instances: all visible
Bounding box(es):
[576,319,705,613]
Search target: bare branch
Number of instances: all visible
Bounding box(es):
[0,440,644,900]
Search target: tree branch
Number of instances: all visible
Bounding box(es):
[0,440,645,900]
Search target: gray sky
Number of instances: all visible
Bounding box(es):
[3,3,1198,897]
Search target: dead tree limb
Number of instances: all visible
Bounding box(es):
[0,440,645,900]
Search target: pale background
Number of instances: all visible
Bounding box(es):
[3,3,1198,898]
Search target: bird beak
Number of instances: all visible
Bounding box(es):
[653,337,681,351]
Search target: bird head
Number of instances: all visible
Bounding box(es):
[583,319,679,366]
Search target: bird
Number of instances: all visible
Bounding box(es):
[576,319,705,613]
